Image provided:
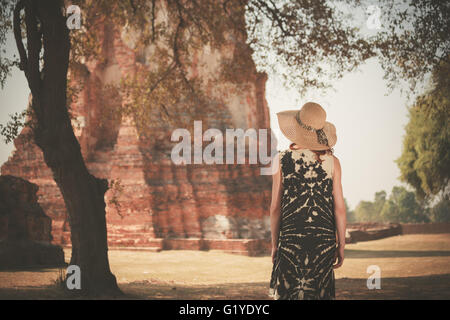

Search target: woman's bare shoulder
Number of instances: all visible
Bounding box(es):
[331,154,342,174]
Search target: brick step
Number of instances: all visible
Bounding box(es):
[107,230,154,236]
[108,240,161,247]
[109,246,162,252]
[54,233,271,256]
[108,237,162,243]
[62,244,163,252]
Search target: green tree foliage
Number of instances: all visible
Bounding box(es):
[246,0,374,95]
[380,186,429,223]
[354,202,376,222]
[373,190,387,214]
[353,190,386,222]
[373,0,450,93]
[344,198,356,223]
[396,61,450,201]
[353,187,429,223]
[429,198,450,223]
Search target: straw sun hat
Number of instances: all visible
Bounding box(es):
[277,102,337,151]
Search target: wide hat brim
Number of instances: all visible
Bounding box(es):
[276,110,337,150]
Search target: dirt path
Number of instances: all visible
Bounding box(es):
[1,234,449,299]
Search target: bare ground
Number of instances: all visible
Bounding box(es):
[1,234,449,299]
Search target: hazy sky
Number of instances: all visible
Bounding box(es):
[0,63,28,164]
[0,6,414,210]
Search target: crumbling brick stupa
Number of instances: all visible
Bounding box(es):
[0,175,65,268]
[1,8,273,255]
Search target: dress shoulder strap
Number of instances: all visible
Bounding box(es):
[319,152,334,179]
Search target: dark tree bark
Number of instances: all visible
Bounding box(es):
[13,0,121,296]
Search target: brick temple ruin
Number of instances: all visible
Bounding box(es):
[1,9,272,255]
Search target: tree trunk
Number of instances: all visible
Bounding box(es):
[13,0,121,296]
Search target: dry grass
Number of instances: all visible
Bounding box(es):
[0,234,449,299]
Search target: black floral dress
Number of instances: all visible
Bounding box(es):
[269,148,337,300]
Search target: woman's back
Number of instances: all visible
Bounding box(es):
[269,148,337,300]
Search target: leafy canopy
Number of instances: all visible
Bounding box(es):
[396,61,450,202]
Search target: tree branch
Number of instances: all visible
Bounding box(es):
[148,61,177,94]
[151,0,156,42]
[13,0,27,72]
[24,1,42,87]
[171,0,194,90]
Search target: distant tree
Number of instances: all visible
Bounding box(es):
[353,203,373,223]
[396,61,450,202]
[380,186,429,223]
[354,201,377,222]
[353,190,386,222]
[373,190,387,214]
[429,198,450,223]
[344,198,356,223]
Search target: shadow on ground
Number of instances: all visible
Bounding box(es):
[0,274,449,300]
[344,249,450,259]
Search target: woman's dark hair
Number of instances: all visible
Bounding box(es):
[289,143,333,163]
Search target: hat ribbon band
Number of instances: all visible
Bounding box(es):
[295,111,329,146]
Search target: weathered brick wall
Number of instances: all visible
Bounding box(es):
[0,175,52,242]
[400,223,450,234]
[0,175,65,268]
